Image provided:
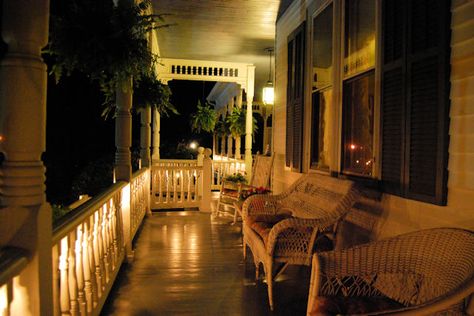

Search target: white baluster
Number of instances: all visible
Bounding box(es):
[75,226,86,316]
[173,170,178,203]
[93,211,103,297]
[180,170,184,203]
[82,221,93,314]
[100,206,110,283]
[52,244,60,316]
[87,216,98,306]
[59,238,71,315]
[67,231,79,316]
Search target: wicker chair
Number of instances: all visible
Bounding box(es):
[241,173,359,310]
[216,154,274,223]
[307,227,474,315]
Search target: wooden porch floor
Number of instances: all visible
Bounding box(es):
[101,208,310,315]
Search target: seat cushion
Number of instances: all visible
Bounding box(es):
[246,214,292,245]
[221,188,240,199]
[309,296,405,315]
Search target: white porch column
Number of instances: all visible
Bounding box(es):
[140,107,151,168]
[245,66,256,175]
[152,108,160,161]
[226,98,234,158]
[115,78,133,182]
[0,1,53,315]
[235,89,243,159]
[220,135,226,156]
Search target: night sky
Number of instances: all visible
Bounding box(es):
[45,74,215,205]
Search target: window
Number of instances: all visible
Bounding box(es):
[342,72,375,176]
[310,4,333,170]
[343,0,376,77]
[381,0,451,205]
[341,0,375,177]
[286,23,305,172]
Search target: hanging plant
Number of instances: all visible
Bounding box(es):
[214,116,229,137]
[226,107,257,138]
[133,73,178,116]
[190,101,217,134]
[46,0,169,105]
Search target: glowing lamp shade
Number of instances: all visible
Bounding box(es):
[262,81,274,105]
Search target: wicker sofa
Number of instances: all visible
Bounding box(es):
[307,227,474,315]
[241,173,360,310]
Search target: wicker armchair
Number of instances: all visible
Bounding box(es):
[216,154,274,223]
[241,173,359,310]
[307,227,474,315]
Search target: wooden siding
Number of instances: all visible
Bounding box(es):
[274,0,474,238]
[273,0,312,193]
[377,0,474,237]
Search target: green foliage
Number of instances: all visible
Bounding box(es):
[133,73,178,116]
[226,107,258,138]
[71,156,114,198]
[46,0,169,106]
[214,116,229,137]
[52,204,71,222]
[190,101,217,134]
[225,173,247,184]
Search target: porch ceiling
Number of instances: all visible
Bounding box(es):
[151,0,282,100]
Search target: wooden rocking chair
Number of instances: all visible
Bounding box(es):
[216,154,274,223]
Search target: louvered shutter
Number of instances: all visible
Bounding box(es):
[286,23,305,172]
[286,40,294,167]
[381,0,451,205]
[381,0,405,195]
[406,0,450,204]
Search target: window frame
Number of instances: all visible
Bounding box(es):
[309,1,335,172]
[339,0,378,178]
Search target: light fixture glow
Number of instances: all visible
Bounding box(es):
[189,141,198,150]
[263,81,274,105]
[262,47,274,105]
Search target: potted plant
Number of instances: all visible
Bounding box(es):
[189,100,217,134]
[132,72,178,116]
[226,107,258,140]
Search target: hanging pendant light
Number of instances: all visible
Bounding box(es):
[262,48,274,105]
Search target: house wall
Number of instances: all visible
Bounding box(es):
[273,0,474,240]
[273,0,311,193]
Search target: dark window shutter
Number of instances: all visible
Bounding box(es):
[381,68,404,195]
[286,23,305,172]
[381,0,406,195]
[407,57,439,198]
[406,0,451,204]
[286,40,294,167]
[381,0,451,205]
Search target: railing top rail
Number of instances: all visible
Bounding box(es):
[52,181,128,244]
[0,246,29,287]
[152,166,203,171]
[212,160,245,164]
[132,167,149,180]
[153,159,197,164]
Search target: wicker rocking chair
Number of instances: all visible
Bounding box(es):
[216,154,274,223]
[241,173,359,310]
[307,227,474,315]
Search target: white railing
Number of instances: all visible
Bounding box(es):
[211,155,245,190]
[131,168,150,237]
[151,148,212,211]
[156,58,251,89]
[0,247,29,316]
[151,162,202,209]
[51,168,150,316]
